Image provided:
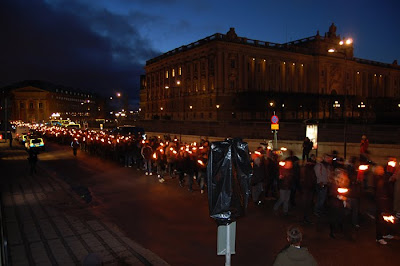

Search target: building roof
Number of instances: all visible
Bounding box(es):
[146,25,399,70]
[1,80,98,97]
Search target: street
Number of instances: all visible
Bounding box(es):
[2,140,400,266]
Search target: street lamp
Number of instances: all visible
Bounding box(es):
[328,37,352,158]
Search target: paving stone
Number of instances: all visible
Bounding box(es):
[31,205,48,220]
[22,221,41,242]
[70,220,91,235]
[48,239,74,265]
[4,207,17,222]
[38,219,58,239]
[30,242,52,265]
[87,220,105,231]
[6,222,22,245]
[81,233,102,249]
[53,217,75,237]
[65,236,89,261]
[16,205,33,222]
[9,244,28,265]
[2,194,13,206]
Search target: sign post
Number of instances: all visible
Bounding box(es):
[271,113,279,149]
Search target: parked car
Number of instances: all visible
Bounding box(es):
[25,137,45,151]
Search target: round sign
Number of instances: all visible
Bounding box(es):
[271,115,279,124]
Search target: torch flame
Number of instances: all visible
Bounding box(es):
[359,165,369,171]
[383,215,395,224]
[279,161,286,167]
[197,160,205,166]
[153,153,157,159]
[337,188,349,194]
[254,151,261,155]
[280,147,287,151]
[388,161,397,168]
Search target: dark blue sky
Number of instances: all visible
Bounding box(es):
[1,0,399,104]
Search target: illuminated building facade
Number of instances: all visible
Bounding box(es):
[141,24,400,123]
[3,80,104,123]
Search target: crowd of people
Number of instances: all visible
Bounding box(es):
[250,135,400,246]
[32,125,211,193]
[22,124,400,249]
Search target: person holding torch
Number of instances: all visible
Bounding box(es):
[374,165,396,245]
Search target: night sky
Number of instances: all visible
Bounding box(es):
[1,0,399,106]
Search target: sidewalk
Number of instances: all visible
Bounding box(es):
[0,142,169,266]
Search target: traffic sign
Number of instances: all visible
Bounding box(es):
[271,115,279,124]
[271,124,279,130]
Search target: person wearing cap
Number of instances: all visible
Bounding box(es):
[273,225,318,266]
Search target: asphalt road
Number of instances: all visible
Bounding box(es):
[7,141,400,265]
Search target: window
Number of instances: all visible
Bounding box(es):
[39,103,43,109]
[165,70,169,78]
[20,102,25,109]
[179,67,182,75]
[231,60,236,68]
[172,69,175,77]
[29,103,34,109]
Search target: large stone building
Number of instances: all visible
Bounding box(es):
[2,80,104,123]
[141,24,400,124]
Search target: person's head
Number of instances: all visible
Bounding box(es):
[323,154,332,163]
[362,135,367,140]
[286,226,303,245]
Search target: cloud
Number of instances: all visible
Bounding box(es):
[0,0,160,102]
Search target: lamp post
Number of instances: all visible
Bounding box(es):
[328,37,352,158]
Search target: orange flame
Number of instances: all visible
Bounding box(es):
[337,188,349,194]
[279,161,286,167]
[359,165,369,171]
[153,153,157,159]
[388,161,397,168]
[383,215,395,224]
[197,160,205,166]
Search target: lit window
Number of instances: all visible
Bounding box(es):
[172,69,175,77]
[179,67,182,75]
[165,71,169,78]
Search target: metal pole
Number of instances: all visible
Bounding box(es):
[343,55,347,159]
[225,223,231,266]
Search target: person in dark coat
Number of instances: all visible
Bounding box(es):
[274,159,295,215]
[265,151,279,200]
[300,154,317,224]
[328,168,349,238]
[302,137,312,162]
[273,225,318,266]
[251,147,266,205]
[141,142,153,175]
[28,148,38,175]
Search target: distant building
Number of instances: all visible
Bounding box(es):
[141,24,400,123]
[2,80,105,123]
